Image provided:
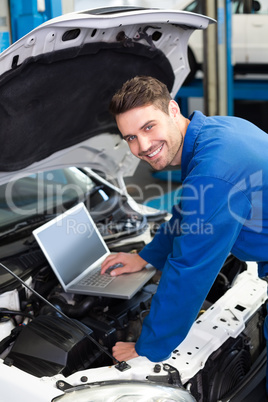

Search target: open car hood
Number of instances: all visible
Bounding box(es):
[0,7,213,184]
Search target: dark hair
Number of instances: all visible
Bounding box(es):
[109,76,172,117]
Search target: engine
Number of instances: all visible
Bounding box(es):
[0,248,267,402]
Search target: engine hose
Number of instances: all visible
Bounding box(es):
[31,277,59,300]
[41,296,97,318]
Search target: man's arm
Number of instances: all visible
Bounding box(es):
[139,211,182,271]
[112,342,139,361]
[109,177,251,363]
[101,210,181,275]
[101,252,147,276]
[134,176,252,362]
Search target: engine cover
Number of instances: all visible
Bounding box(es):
[5,315,106,377]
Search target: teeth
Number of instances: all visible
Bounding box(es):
[148,145,163,158]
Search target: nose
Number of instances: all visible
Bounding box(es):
[138,135,152,154]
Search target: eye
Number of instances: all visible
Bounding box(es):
[145,124,153,131]
[126,135,136,143]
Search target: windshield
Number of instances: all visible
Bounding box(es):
[0,167,96,230]
[184,0,204,14]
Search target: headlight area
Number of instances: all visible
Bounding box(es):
[52,380,196,401]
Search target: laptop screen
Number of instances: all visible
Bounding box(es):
[33,203,109,286]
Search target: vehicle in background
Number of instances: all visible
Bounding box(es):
[178,0,268,82]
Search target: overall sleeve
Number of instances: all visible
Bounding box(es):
[135,176,252,362]
[139,206,183,271]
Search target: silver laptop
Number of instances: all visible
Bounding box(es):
[33,202,155,299]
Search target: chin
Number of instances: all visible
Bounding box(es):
[149,160,168,171]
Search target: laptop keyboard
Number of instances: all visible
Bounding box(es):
[78,270,115,288]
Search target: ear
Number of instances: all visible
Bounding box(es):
[168,100,180,119]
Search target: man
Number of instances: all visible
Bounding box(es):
[101,76,268,370]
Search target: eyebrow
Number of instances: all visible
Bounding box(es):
[122,120,155,141]
[140,119,155,130]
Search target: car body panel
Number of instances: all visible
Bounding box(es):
[0,8,212,183]
[0,264,266,401]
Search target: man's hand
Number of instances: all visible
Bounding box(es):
[101,252,147,276]
[112,341,139,362]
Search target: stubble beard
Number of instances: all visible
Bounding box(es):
[146,131,184,171]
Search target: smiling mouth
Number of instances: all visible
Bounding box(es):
[147,144,163,158]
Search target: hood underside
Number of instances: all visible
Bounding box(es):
[0,7,213,182]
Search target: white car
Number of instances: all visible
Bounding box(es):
[177,0,268,81]
[0,7,267,402]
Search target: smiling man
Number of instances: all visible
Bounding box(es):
[116,102,187,170]
[101,76,268,384]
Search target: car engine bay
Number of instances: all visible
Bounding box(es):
[0,229,267,402]
[0,169,266,401]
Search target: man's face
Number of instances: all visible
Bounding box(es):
[116,103,184,170]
